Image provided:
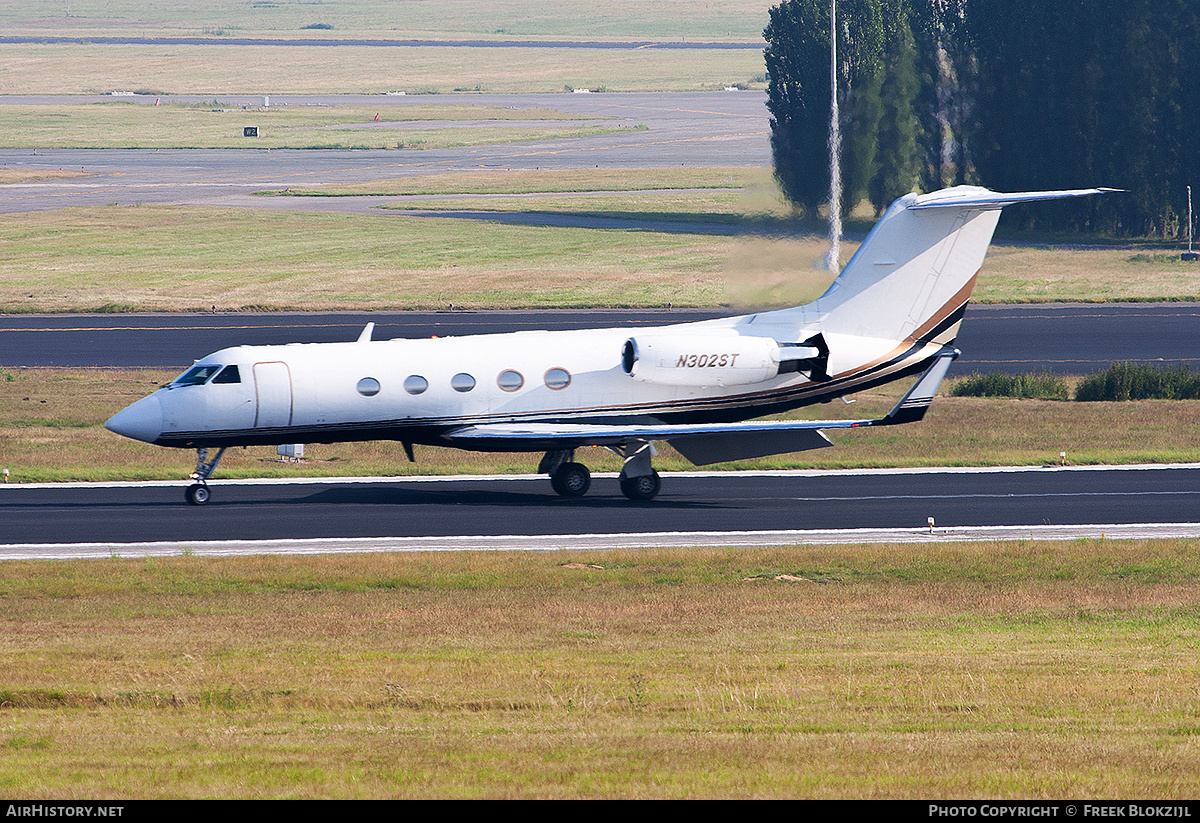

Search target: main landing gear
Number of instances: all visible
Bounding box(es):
[540,441,661,501]
[185,447,225,505]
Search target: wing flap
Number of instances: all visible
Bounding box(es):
[668,428,833,466]
[441,416,866,451]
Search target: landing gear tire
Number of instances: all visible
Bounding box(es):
[550,462,591,497]
[185,483,210,506]
[620,470,661,501]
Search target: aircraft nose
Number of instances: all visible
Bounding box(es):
[105,395,162,443]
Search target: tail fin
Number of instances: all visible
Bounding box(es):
[814,186,1114,344]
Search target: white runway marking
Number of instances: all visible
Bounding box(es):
[2,523,1199,561]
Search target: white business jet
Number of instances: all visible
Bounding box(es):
[106,185,1110,505]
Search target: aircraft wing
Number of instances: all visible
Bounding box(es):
[443,348,958,465]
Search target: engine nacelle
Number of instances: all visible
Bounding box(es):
[621,334,791,387]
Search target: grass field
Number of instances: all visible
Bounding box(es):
[0,205,734,313]
[0,44,766,97]
[1,0,773,97]
[1,163,1196,313]
[0,2,773,95]
[0,0,774,42]
[0,101,630,150]
[1,543,1197,798]
[4,368,1200,484]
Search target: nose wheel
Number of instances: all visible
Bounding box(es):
[185,483,211,506]
[184,447,225,505]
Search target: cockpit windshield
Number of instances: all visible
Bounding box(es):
[172,364,222,386]
[171,364,242,387]
[211,365,241,384]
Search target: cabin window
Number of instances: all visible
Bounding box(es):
[356,377,381,397]
[403,375,428,395]
[544,367,571,390]
[497,370,524,392]
[211,365,241,384]
[451,373,476,393]
[172,364,222,386]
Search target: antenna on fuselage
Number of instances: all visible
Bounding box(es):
[357,322,375,343]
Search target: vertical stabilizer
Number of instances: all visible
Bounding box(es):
[813,186,1112,345]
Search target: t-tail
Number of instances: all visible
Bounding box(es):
[807,186,1117,346]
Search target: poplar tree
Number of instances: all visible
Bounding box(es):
[763,0,886,217]
[869,0,924,213]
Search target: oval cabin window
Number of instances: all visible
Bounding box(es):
[497,370,524,392]
[403,375,428,395]
[451,373,476,393]
[356,377,381,397]
[544,367,571,390]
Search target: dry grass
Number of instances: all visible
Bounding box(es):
[0,205,731,313]
[0,43,766,96]
[4,369,1200,484]
[4,162,1195,313]
[275,167,752,197]
[976,244,1200,303]
[0,168,92,184]
[0,0,774,42]
[1,542,1198,797]
[0,102,630,150]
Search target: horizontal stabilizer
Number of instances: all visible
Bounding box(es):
[906,186,1121,211]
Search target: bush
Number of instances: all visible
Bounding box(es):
[950,371,1069,400]
[1074,362,1200,401]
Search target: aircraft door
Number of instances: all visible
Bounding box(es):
[253,361,293,428]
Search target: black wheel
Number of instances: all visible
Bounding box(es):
[619,470,661,501]
[550,462,591,497]
[185,483,210,506]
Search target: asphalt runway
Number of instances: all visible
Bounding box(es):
[5,466,1200,551]
[3,304,1198,374]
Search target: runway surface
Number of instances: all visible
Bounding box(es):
[3,304,1198,374]
[4,466,1199,556]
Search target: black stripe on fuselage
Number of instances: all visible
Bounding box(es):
[155,346,939,450]
[157,309,966,450]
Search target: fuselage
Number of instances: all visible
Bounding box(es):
[104,305,958,451]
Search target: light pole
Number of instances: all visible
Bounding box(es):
[826,0,842,275]
[1184,185,1197,262]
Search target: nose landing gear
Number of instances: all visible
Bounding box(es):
[185,447,225,505]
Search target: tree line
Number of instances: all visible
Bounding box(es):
[764,0,1200,236]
